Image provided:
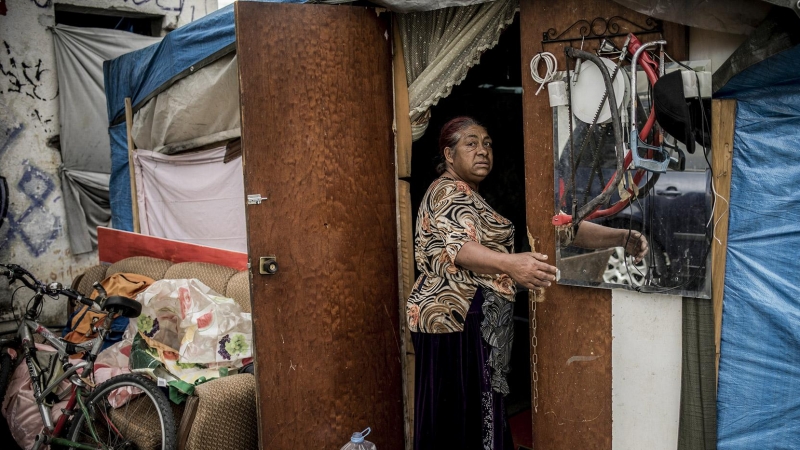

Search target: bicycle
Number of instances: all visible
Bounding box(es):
[0,263,176,450]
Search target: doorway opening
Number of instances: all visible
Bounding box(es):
[406,15,533,448]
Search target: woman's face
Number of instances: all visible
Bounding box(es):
[445,125,493,187]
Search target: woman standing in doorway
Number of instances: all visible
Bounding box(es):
[407,117,647,450]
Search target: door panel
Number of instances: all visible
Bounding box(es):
[235,4,402,449]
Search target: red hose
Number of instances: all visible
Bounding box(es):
[554,34,662,225]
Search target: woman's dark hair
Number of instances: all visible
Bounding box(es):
[436,116,484,174]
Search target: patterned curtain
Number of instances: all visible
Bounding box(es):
[398,0,518,140]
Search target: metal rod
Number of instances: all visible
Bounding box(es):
[37,361,90,401]
[630,40,667,132]
[542,30,662,45]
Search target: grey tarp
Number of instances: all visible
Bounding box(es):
[610,0,771,35]
[52,25,160,254]
[131,54,240,155]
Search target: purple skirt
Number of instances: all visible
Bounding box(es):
[411,289,513,450]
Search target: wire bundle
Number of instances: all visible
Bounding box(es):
[529,52,557,95]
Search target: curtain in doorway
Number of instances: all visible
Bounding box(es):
[397,0,518,140]
[53,25,160,254]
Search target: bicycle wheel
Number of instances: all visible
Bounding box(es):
[66,373,176,450]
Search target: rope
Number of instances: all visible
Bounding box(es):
[529,52,557,96]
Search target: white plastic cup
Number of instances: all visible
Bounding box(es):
[548,80,568,108]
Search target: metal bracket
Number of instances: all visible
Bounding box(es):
[247,194,266,205]
[542,16,663,46]
[630,129,670,173]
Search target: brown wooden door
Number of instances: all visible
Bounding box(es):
[235,3,403,449]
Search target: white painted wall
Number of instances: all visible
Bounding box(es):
[0,0,216,331]
[610,25,747,449]
[612,290,683,450]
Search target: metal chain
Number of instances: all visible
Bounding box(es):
[530,285,539,413]
[528,230,541,413]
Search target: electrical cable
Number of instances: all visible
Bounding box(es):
[530,52,557,96]
[613,53,714,294]
[664,53,723,243]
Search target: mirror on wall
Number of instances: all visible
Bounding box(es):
[552,58,713,298]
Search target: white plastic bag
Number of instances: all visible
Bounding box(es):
[133,279,253,385]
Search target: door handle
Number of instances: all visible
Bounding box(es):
[656,186,682,197]
[259,256,278,275]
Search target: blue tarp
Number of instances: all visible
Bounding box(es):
[716,44,800,450]
[103,4,236,231]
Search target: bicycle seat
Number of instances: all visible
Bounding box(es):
[103,296,142,318]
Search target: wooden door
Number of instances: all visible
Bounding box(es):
[235,4,403,449]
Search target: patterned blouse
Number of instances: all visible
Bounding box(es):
[406,177,515,333]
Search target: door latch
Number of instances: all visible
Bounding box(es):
[247,194,266,205]
[259,256,278,275]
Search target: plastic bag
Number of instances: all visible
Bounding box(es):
[130,279,253,393]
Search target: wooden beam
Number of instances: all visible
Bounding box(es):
[397,179,415,450]
[393,16,413,179]
[124,97,141,233]
[710,99,737,386]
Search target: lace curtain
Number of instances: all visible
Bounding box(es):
[397,0,518,140]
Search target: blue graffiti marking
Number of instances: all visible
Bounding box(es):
[0,122,23,159]
[1,207,60,257]
[18,164,55,206]
[156,0,184,13]
[0,163,59,257]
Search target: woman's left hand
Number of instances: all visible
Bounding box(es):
[622,230,648,263]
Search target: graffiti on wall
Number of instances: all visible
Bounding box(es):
[27,0,185,13]
[0,163,61,257]
[119,0,185,13]
[0,41,58,103]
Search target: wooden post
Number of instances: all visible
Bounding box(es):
[397,180,415,450]
[393,16,413,179]
[124,97,140,233]
[711,99,736,386]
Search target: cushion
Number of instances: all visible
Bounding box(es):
[163,262,237,296]
[224,271,251,313]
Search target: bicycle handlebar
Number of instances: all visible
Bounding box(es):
[0,263,96,308]
[58,288,97,308]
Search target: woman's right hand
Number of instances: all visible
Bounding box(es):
[504,252,559,291]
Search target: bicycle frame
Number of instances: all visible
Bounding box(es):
[1,264,149,450]
[16,318,101,431]
[2,291,112,450]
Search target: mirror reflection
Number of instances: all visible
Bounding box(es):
[551,45,712,298]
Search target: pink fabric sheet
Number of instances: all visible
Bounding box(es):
[133,147,247,253]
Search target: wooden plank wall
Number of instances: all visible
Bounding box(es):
[518,1,687,448]
[710,99,736,383]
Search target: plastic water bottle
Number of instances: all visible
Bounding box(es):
[340,427,376,450]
